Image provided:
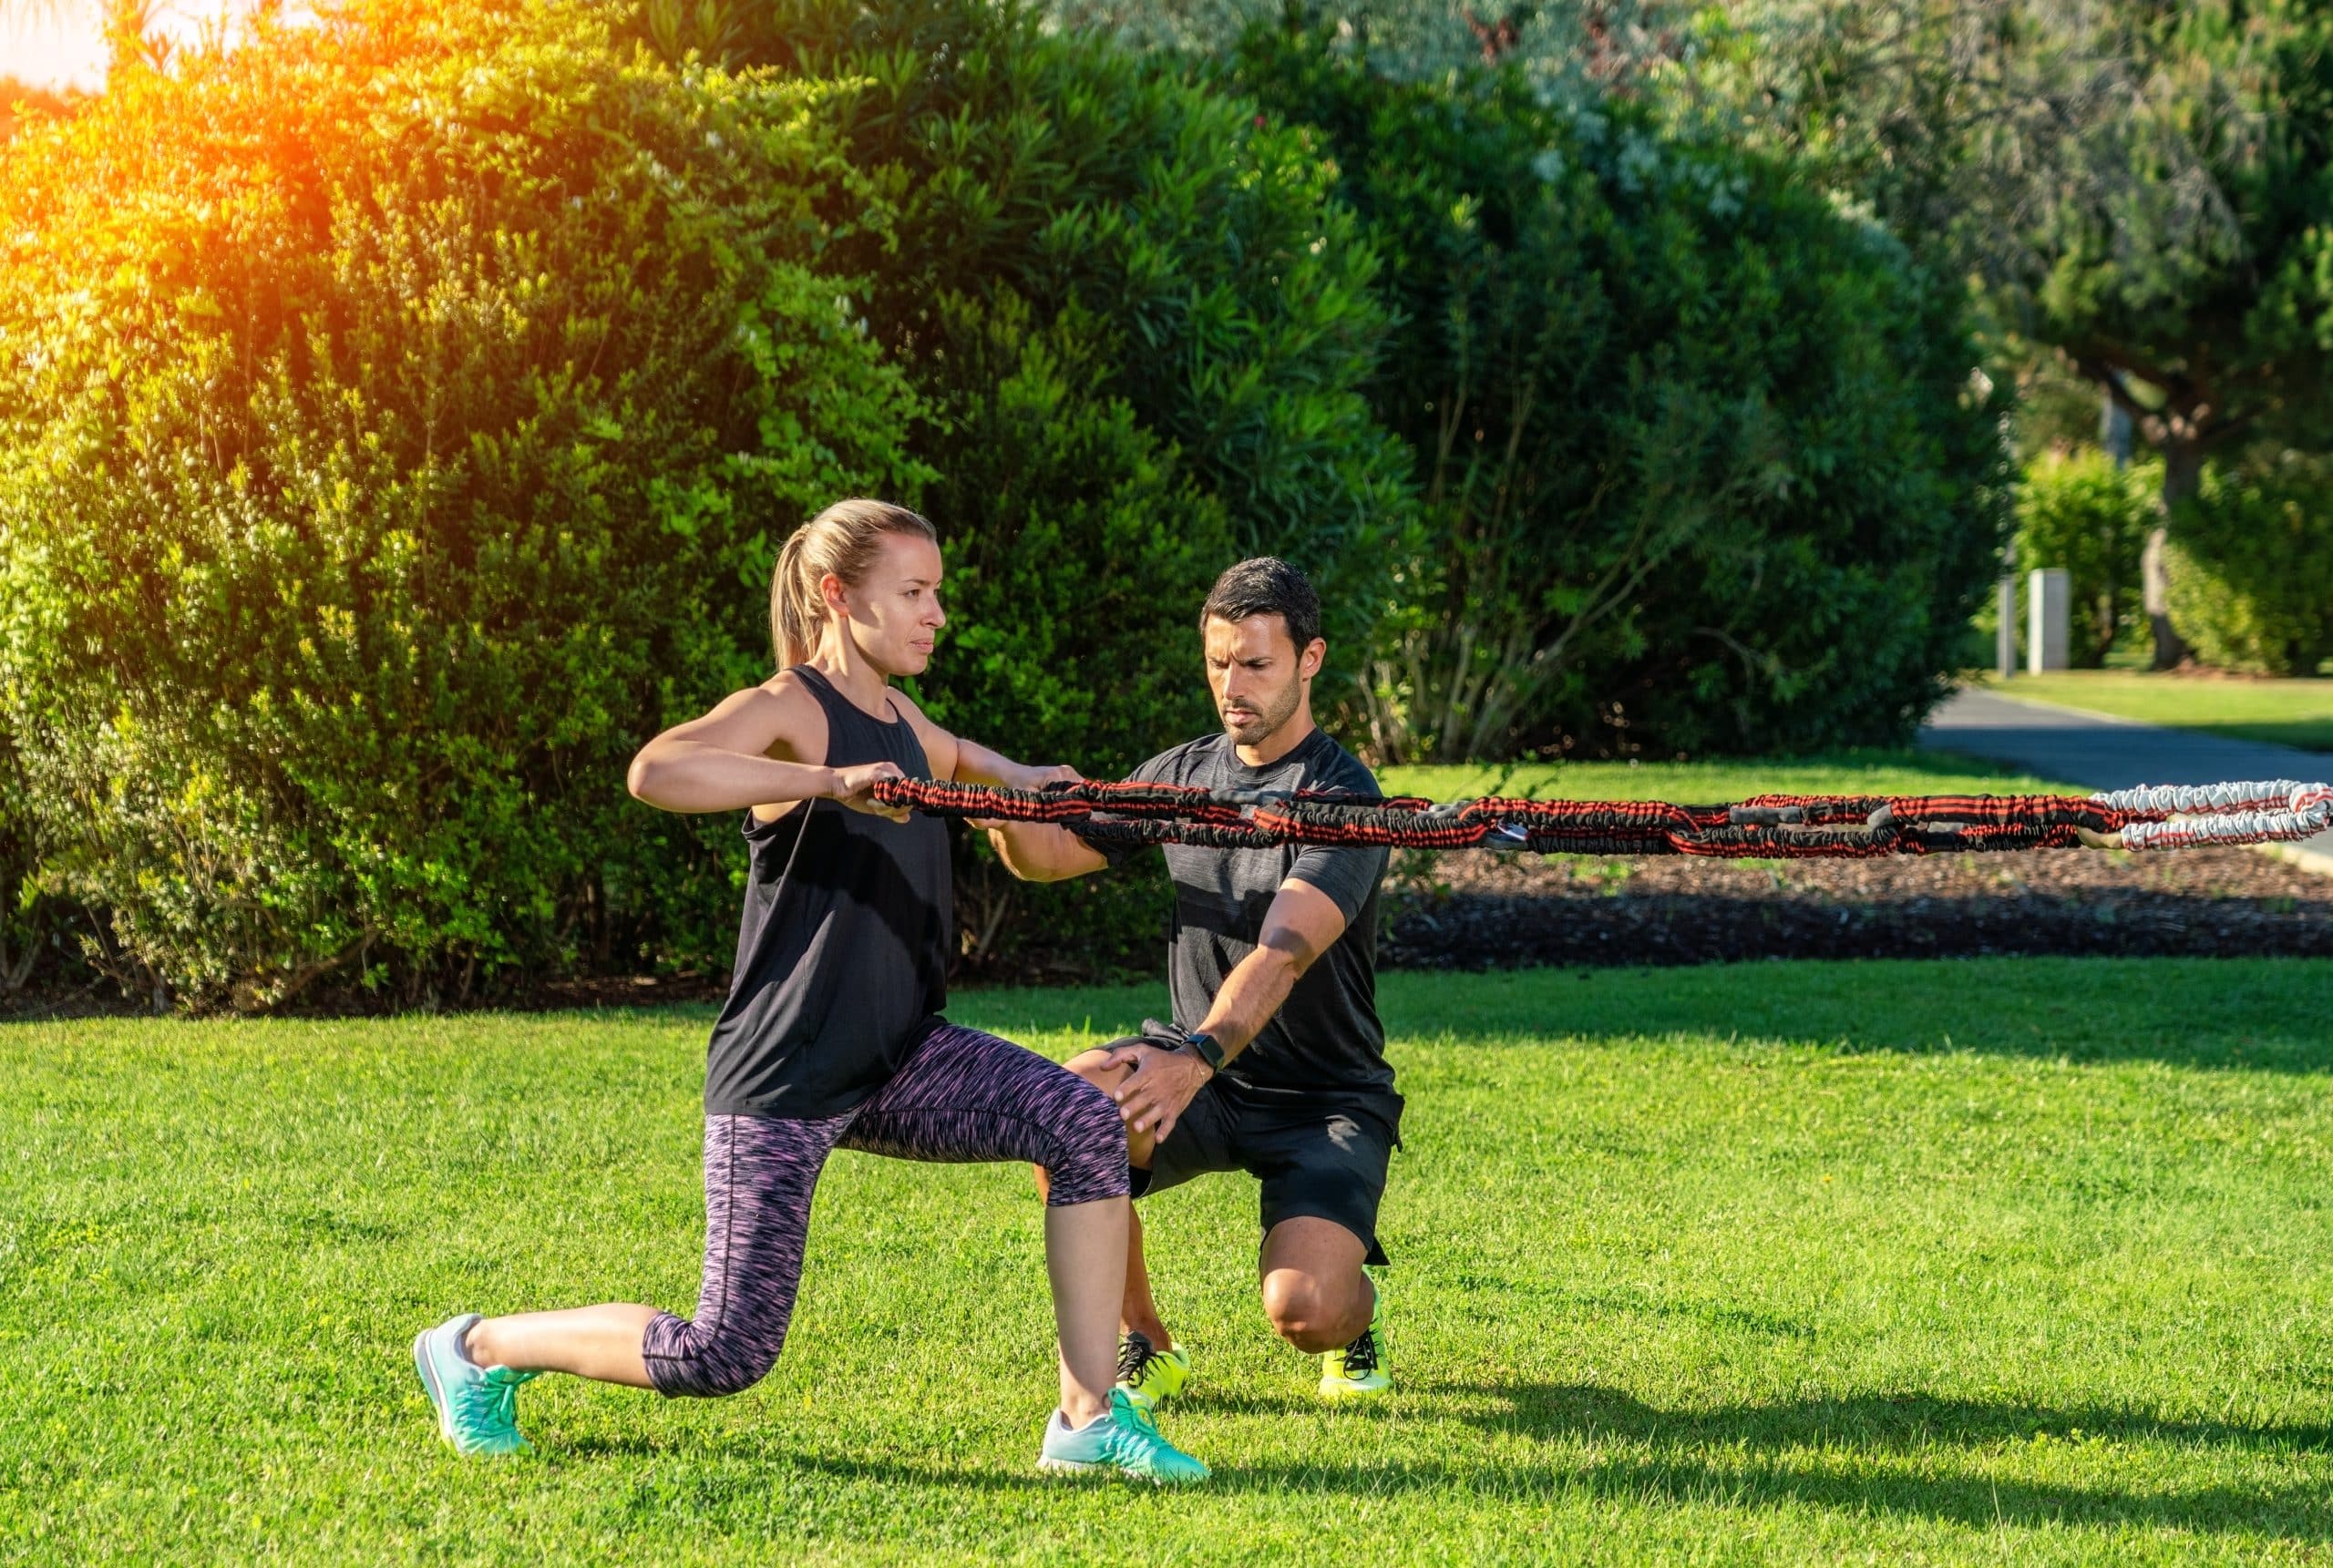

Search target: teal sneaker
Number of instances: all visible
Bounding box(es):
[413,1313,540,1456]
[1320,1275,1391,1399]
[1037,1387,1210,1484]
[1115,1330,1193,1410]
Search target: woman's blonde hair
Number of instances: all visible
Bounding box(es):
[769,498,937,669]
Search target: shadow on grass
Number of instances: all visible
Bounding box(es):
[675,1385,2333,1542]
[1446,1381,2333,1539]
[2178,723,2333,753]
[1471,1379,2332,1455]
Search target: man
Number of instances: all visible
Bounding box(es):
[992,558,1398,1406]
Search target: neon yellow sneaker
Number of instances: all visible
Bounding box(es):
[1115,1330,1192,1409]
[1320,1276,1390,1399]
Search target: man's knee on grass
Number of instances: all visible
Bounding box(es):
[1259,1267,1366,1354]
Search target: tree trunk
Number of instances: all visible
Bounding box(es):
[2144,440,2201,671]
[2100,389,2133,466]
[2094,389,2132,668]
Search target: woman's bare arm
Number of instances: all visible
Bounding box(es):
[884,693,1109,879]
[626,681,906,820]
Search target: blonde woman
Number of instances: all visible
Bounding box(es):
[413,499,1207,1483]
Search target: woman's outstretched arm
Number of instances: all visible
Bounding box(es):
[885,692,1111,882]
[626,681,905,820]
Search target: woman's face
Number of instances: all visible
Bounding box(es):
[832,531,947,678]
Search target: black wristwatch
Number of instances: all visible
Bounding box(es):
[1178,1030,1226,1073]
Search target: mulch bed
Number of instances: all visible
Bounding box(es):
[11,848,2326,1021]
[1382,845,2333,969]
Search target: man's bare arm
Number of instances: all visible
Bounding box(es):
[1192,878,1348,1060]
[1104,877,1349,1140]
[987,818,1112,883]
[971,755,1110,883]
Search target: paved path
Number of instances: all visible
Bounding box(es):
[1919,686,2333,874]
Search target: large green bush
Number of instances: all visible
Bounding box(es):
[2013,448,2158,666]
[2167,453,2333,676]
[772,2,1415,720]
[0,4,925,1007]
[0,733,62,1000]
[714,1,1414,972]
[1228,18,2012,760]
[740,2,1413,703]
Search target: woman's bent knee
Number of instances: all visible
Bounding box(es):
[1062,1049,1128,1090]
[1041,1074,1131,1208]
[642,1310,783,1399]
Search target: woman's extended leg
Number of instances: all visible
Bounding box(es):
[417,1113,846,1453]
[462,1303,661,1388]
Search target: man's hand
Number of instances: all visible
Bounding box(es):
[1100,1039,1213,1142]
[830,761,909,822]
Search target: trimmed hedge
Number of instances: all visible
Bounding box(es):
[2013,449,2158,667]
[743,1,1414,699]
[0,733,62,1000]
[730,1,1415,973]
[2168,454,2333,676]
[0,0,1418,1000]
[0,0,2051,1008]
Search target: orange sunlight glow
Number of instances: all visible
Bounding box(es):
[2,2,277,90]
[2,10,106,89]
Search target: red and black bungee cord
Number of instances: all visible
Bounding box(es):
[867,777,2165,858]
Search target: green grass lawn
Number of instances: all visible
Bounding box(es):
[1381,747,2077,804]
[1982,671,2333,753]
[10,960,2333,1563]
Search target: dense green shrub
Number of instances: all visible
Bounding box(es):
[2013,448,2158,666]
[714,1,1413,971]
[1228,18,2011,760]
[0,3,925,1007]
[906,292,1229,975]
[0,78,77,144]
[734,0,1413,729]
[739,3,1413,695]
[2166,454,2333,676]
[0,732,65,1000]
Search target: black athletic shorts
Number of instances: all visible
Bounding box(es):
[1130,1081,1403,1266]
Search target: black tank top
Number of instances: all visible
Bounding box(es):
[702,664,951,1117]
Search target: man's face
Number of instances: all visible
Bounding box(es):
[834,531,946,677]
[1203,613,1321,748]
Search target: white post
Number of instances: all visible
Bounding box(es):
[1996,575,2018,677]
[2027,568,2070,674]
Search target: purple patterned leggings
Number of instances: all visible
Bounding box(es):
[642,1021,1128,1399]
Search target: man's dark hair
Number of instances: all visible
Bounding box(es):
[1199,558,1321,651]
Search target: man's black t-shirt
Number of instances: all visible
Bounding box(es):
[1088,727,1394,1111]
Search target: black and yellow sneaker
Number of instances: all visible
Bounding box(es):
[1319,1276,1391,1399]
[1115,1330,1193,1410]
